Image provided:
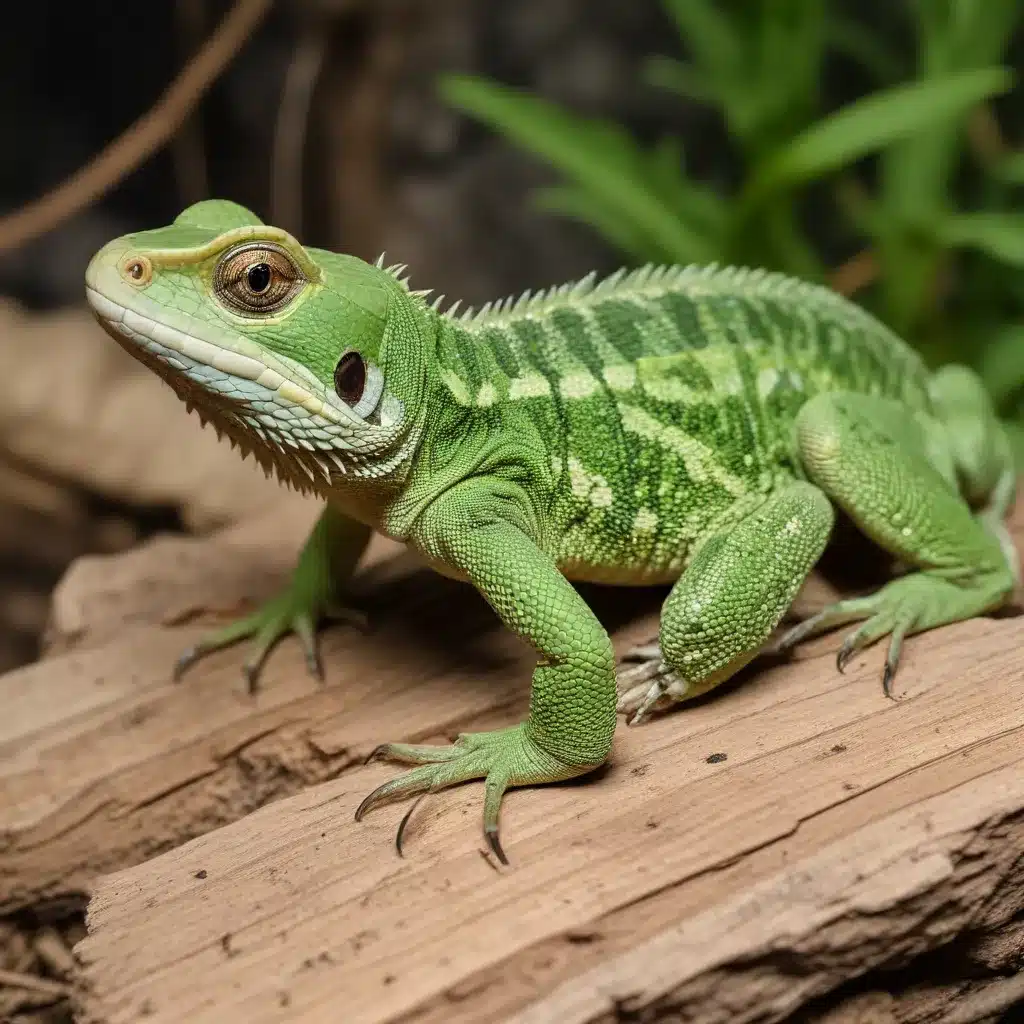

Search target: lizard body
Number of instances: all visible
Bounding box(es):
[86,200,1018,861]
[424,262,930,586]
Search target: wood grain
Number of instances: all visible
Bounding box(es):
[73,616,1024,1023]
[2,500,1020,1023]
[68,531,1024,1023]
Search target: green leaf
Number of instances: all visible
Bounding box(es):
[935,212,1024,267]
[749,66,1013,197]
[977,324,1024,407]
[644,136,727,237]
[993,151,1024,184]
[660,0,741,79]
[439,73,714,263]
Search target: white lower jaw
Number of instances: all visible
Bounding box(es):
[86,288,369,489]
[85,287,364,433]
[86,286,415,490]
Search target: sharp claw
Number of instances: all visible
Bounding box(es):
[395,794,427,857]
[882,660,896,700]
[173,648,198,682]
[354,782,386,822]
[295,616,324,681]
[485,826,509,866]
[628,680,664,725]
[306,648,324,682]
[836,643,853,674]
[242,663,260,696]
[882,623,908,701]
[365,743,390,766]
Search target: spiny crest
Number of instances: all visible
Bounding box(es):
[374,253,433,302]
[450,261,880,333]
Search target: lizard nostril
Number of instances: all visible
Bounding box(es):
[120,254,153,286]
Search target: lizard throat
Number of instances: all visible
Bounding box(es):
[85,287,408,494]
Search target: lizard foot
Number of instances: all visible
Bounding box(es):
[770,570,1009,699]
[174,591,366,694]
[355,722,587,865]
[616,643,689,725]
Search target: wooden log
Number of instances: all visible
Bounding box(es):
[1,493,1019,1022]
[63,515,1024,1023]
[1,488,851,920]
[72,619,1024,1024]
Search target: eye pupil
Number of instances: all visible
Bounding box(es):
[334,352,366,405]
[247,263,272,293]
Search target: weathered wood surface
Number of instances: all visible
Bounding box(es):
[1,491,682,914]
[57,518,1024,1021]
[1,496,1021,1022]
[73,615,1024,1024]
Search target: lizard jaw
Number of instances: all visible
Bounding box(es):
[85,286,376,493]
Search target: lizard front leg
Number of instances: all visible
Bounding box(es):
[174,505,371,692]
[356,478,616,864]
[617,482,834,723]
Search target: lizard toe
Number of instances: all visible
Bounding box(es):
[617,649,691,724]
[355,723,591,864]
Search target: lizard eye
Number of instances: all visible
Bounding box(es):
[214,243,305,316]
[334,351,366,405]
[246,262,272,293]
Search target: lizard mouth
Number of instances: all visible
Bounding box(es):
[85,286,363,437]
[84,285,382,490]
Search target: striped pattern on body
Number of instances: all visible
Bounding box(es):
[425,264,930,583]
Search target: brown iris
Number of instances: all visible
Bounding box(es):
[334,351,366,405]
[214,243,304,315]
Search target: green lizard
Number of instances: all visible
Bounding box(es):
[86,199,1018,862]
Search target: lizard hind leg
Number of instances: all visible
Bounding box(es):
[928,365,1019,583]
[617,482,834,724]
[773,389,1016,697]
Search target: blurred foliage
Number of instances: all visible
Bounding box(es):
[439,0,1024,464]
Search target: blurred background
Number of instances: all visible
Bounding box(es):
[0,0,1022,677]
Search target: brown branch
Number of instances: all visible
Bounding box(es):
[171,0,212,206]
[829,248,879,297]
[0,0,274,253]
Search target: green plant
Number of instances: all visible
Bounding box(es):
[438,0,1024,460]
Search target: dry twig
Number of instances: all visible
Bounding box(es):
[0,0,273,252]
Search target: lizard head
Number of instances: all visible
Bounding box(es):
[85,199,429,497]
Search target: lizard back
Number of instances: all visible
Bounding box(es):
[429,264,931,584]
